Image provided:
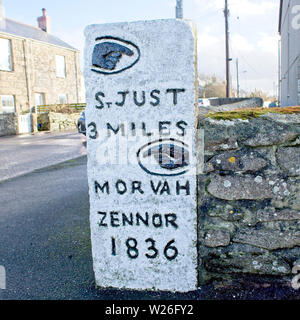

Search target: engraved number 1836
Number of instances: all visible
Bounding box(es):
[111,237,178,261]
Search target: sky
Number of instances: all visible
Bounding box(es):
[1,0,280,95]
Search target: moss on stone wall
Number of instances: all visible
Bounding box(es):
[205,106,300,121]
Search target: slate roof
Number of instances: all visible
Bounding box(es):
[0,18,78,51]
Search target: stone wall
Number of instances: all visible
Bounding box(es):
[0,113,17,136]
[198,112,300,285]
[199,98,264,115]
[214,97,263,110]
[209,97,263,107]
[37,112,80,132]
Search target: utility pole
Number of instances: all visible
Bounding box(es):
[224,0,231,97]
[278,38,281,106]
[176,0,183,19]
[236,58,240,98]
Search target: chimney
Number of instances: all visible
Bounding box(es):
[37,8,51,32]
[0,0,6,29]
[176,0,183,19]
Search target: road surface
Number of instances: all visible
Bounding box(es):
[0,130,86,183]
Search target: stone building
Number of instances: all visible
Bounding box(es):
[279,0,300,106]
[0,3,82,134]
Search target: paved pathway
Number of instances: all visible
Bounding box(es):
[0,131,86,182]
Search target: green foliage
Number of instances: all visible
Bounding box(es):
[199,74,228,98]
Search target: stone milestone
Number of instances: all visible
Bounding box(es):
[84,20,198,292]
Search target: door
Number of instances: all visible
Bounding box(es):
[18,114,32,134]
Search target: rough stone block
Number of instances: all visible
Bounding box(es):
[242,118,299,147]
[272,178,300,210]
[277,146,300,176]
[256,208,300,223]
[203,230,230,248]
[233,228,300,250]
[206,149,268,173]
[0,113,17,136]
[204,251,290,275]
[207,175,289,201]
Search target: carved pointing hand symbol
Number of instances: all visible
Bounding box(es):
[92,42,134,70]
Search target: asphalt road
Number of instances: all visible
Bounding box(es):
[0,156,93,299]
[0,157,299,300]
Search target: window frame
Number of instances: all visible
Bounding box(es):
[58,94,68,105]
[55,55,66,78]
[0,37,13,72]
[0,95,16,114]
[35,92,46,107]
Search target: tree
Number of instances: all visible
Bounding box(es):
[198,74,228,98]
[249,89,269,101]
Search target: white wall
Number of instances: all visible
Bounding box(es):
[280,0,300,106]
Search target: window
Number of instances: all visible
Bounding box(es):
[56,55,66,78]
[1,95,15,113]
[58,94,68,104]
[0,38,13,71]
[35,93,45,106]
